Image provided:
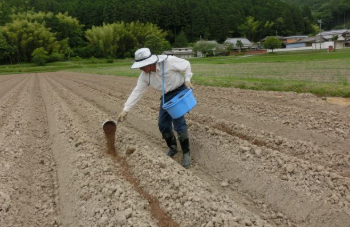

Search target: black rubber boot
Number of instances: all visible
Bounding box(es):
[163,131,178,157]
[178,131,191,168]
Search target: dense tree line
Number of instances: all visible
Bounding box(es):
[1,0,318,41]
[0,0,321,64]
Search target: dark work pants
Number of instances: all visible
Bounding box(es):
[158,84,188,135]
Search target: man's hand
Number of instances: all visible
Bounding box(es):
[185,81,194,89]
[117,111,128,122]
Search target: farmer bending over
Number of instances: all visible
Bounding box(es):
[117,48,194,168]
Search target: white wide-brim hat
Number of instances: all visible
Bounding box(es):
[131,48,168,69]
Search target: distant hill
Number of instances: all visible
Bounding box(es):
[283,0,350,29]
[283,0,326,10]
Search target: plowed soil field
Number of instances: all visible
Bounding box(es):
[1,72,350,227]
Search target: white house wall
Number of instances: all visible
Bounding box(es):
[335,42,345,49]
[312,41,334,50]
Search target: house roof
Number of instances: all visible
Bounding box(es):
[318,29,350,36]
[284,35,308,39]
[196,40,219,45]
[172,47,193,51]
[162,50,174,55]
[173,51,193,55]
[295,36,325,43]
[225,38,252,46]
[260,36,284,42]
[317,30,350,40]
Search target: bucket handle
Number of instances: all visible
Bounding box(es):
[165,101,173,106]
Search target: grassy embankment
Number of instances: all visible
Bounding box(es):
[1,48,350,97]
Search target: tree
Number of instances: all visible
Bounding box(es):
[144,34,162,54]
[85,21,168,58]
[51,12,84,48]
[0,32,16,64]
[225,43,234,55]
[0,32,10,61]
[236,40,243,53]
[193,41,216,57]
[0,1,12,26]
[173,31,188,47]
[1,11,72,62]
[238,16,261,42]
[1,19,58,62]
[331,35,339,51]
[263,37,282,53]
[0,0,318,62]
[85,23,118,57]
[32,47,49,65]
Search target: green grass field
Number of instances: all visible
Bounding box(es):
[1,48,350,97]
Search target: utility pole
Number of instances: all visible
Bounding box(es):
[318,19,322,49]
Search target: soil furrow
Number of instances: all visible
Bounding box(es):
[0,76,30,127]
[2,72,349,227]
[58,72,350,151]
[44,73,271,227]
[197,89,350,140]
[41,74,159,226]
[51,72,350,226]
[48,73,179,226]
[190,112,350,177]
[0,75,60,227]
[0,74,20,84]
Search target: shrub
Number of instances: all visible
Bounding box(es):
[106,56,114,63]
[123,51,132,58]
[89,56,97,63]
[32,47,49,66]
[71,56,82,61]
[49,52,64,62]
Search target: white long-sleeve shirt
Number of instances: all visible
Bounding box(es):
[123,56,193,112]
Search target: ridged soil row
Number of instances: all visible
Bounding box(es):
[40,74,159,227]
[190,112,350,177]
[0,76,31,127]
[49,72,350,226]
[46,74,271,227]
[0,74,20,84]
[49,73,330,226]
[51,73,126,115]
[187,114,350,227]
[58,72,136,95]
[58,72,350,147]
[196,88,350,140]
[51,73,184,226]
[49,73,163,151]
[53,72,160,124]
[62,73,350,155]
[0,74,21,87]
[0,75,60,227]
[57,72,163,115]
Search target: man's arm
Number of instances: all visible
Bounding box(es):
[170,56,194,89]
[117,74,148,122]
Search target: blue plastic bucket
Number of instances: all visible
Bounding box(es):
[162,89,197,119]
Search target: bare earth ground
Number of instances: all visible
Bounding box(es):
[0,72,349,227]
